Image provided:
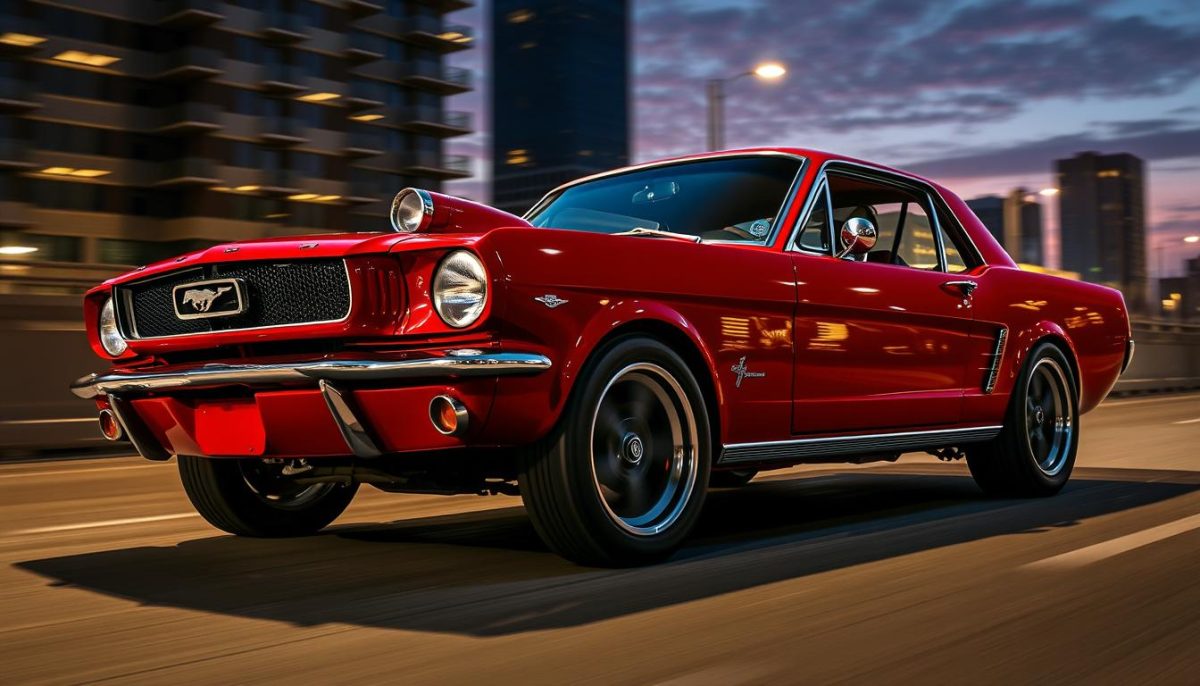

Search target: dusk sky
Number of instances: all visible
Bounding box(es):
[443,0,1200,275]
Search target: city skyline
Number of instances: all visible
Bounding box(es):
[444,0,1200,276]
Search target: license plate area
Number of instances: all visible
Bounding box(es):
[195,398,266,456]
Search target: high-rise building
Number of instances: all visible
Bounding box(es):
[490,0,630,216]
[0,0,474,294]
[965,195,1004,245]
[966,192,1043,265]
[1055,151,1147,309]
[1003,187,1043,265]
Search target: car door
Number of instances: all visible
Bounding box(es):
[787,167,977,435]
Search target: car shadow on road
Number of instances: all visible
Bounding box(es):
[16,465,1200,636]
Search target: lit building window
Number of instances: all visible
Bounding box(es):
[53,50,120,67]
[1097,169,1121,178]
[0,33,45,47]
[507,9,535,23]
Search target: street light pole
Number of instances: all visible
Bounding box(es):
[706,79,725,151]
[704,62,786,151]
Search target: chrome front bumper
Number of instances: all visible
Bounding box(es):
[71,350,553,399]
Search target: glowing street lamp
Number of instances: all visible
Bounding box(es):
[706,61,787,151]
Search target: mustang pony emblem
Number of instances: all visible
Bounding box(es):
[731,356,766,388]
[182,286,233,313]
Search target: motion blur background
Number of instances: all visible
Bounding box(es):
[0,0,1198,452]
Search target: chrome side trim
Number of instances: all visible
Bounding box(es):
[319,380,382,458]
[107,394,172,461]
[984,327,1009,393]
[71,351,553,399]
[719,425,1003,465]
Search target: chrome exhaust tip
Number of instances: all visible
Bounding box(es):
[98,408,124,441]
[429,395,469,436]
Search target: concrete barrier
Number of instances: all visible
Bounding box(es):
[1115,319,1200,394]
[1,295,1197,454]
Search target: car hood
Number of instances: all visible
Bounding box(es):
[100,230,518,288]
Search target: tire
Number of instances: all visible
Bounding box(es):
[709,469,757,488]
[966,342,1079,497]
[519,336,712,566]
[178,456,358,537]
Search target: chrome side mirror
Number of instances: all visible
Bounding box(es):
[836,217,878,259]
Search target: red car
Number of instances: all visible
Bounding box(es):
[72,148,1134,566]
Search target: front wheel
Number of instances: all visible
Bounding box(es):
[966,342,1079,497]
[178,456,358,537]
[519,337,712,566]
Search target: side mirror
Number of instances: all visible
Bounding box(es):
[836,217,878,259]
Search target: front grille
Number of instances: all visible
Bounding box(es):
[117,259,351,339]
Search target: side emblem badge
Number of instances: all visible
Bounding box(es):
[731,356,766,388]
[534,294,569,309]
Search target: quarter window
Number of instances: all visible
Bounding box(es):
[795,182,830,253]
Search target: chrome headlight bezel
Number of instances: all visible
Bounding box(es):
[99,296,128,356]
[432,250,488,329]
[390,187,434,233]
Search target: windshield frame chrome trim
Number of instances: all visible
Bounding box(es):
[522,151,809,248]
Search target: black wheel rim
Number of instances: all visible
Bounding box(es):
[238,459,335,509]
[589,363,699,536]
[1024,358,1073,477]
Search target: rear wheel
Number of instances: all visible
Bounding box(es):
[967,342,1078,497]
[519,337,711,566]
[178,456,358,537]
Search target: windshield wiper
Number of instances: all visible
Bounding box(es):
[612,227,702,243]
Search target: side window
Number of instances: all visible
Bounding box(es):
[795,182,830,253]
[827,171,953,271]
[893,203,939,270]
[936,205,973,273]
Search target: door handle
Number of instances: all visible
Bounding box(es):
[942,279,978,297]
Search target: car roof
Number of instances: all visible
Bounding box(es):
[536,147,950,204]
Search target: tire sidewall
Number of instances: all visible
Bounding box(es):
[1013,343,1079,491]
[561,336,712,559]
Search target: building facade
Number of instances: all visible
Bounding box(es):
[1055,151,1147,310]
[490,0,629,216]
[966,192,1043,266]
[965,195,1004,245]
[1003,187,1043,266]
[1159,256,1200,319]
[0,0,473,294]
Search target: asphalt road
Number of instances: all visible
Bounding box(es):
[3,393,1199,685]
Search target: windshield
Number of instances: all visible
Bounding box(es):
[527,156,804,242]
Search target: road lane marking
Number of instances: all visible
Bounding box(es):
[12,513,198,535]
[0,463,155,479]
[1100,393,1200,408]
[1173,417,1200,425]
[1026,513,1200,569]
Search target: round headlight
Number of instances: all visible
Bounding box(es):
[432,250,488,328]
[99,297,127,356]
[390,188,433,233]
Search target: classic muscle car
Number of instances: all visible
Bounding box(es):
[72,148,1134,566]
